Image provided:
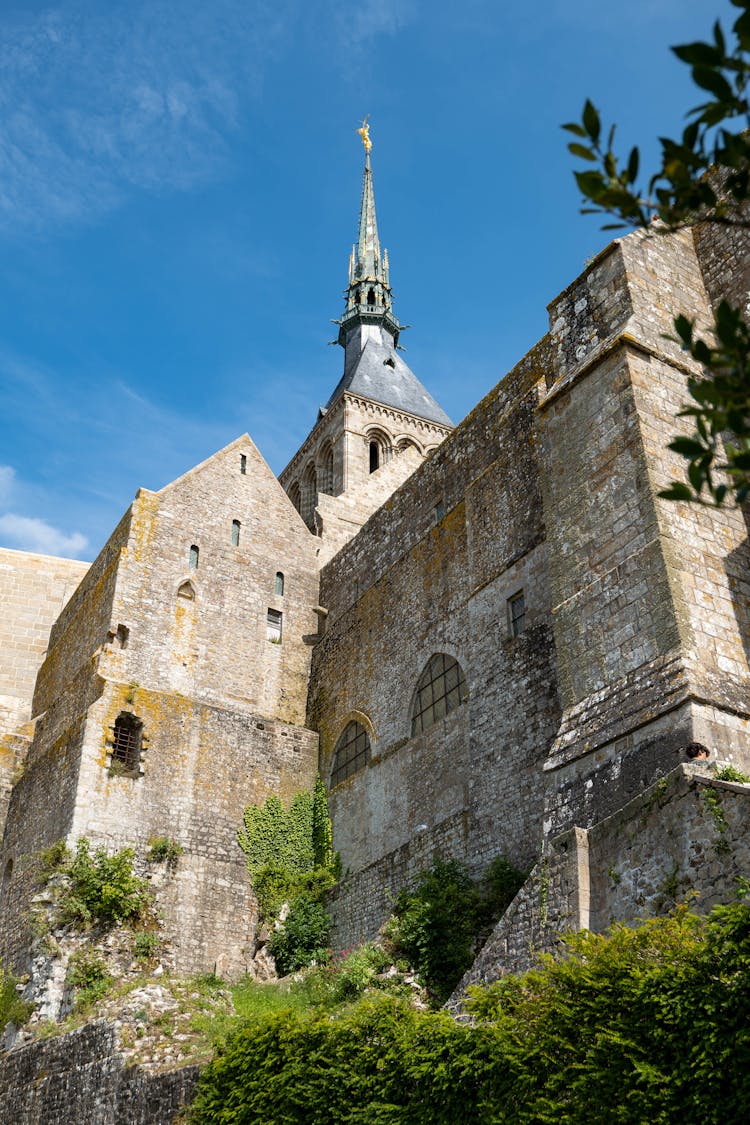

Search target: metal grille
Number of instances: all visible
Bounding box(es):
[111,714,142,772]
[331,721,370,788]
[411,654,468,737]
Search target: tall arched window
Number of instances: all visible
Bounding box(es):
[189,545,199,569]
[367,430,392,474]
[369,441,380,473]
[411,654,468,736]
[111,712,144,774]
[331,721,371,788]
[288,482,301,513]
[301,463,318,527]
[231,519,241,547]
[319,443,334,494]
[275,572,285,596]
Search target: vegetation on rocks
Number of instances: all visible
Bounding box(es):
[189,893,750,1123]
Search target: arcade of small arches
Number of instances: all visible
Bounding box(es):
[284,430,428,524]
[329,653,468,789]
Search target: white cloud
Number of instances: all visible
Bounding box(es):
[0,512,88,558]
[0,0,293,234]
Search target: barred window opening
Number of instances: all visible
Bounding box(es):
[331,721,371,788]
[111,712,143,774]
[411,654,468,737]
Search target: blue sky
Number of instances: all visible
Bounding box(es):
[0,0,714,560]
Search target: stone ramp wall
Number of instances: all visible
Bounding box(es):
[451,765,750,1009]
[0,1022,198,1125]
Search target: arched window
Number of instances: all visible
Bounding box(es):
[111,712,144,774]
[369,441,380,473]
[331,721,371,788]
[367,287,375,306]
[288,482,301,513]
[275,572,285,596]
[301,463,318,527]
[319,443,334,495]
[367,429,392,474]
[189,545,199,570]
[231,519,241,547]
[411,654,468,737]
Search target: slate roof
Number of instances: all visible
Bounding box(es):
[325,335,453,428]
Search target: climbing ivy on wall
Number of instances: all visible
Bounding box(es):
[237,777,339,967]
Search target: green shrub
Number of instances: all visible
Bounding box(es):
[268,896,332,976]
[385,859,485,1002]
[60,838,150,927]
[133,931,159,961]
[715,764,750,784]
[483,854,527,916]
[0,964,33,1034]
[145,836,184,866]
[67,949,112,1010]
[189,899,750,1124]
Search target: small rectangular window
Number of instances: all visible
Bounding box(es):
[267,609,282,644]
[240,454,247,474]
[508,591,526,637]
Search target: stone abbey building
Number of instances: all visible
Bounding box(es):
[1,137,750,985]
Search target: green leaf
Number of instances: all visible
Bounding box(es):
[568,143,597,161]
[668,437,708,458]
[672,42,723,67]
[562,122,588,137]
[626,147,639,184]
[658,482,695,502]
[692,66,735,102]
[582,99,601,143]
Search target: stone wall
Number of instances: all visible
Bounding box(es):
[0,1022,197,1125]
[312,342,561,945]
[0,434,321,977]
[0,547,88,739]
[452,764,750,1005]
[538,228,750,837]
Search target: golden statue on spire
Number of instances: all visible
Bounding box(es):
[357,116,372,154]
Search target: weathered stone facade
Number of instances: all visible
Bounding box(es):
[1,143,749,1018]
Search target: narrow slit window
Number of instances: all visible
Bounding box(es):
[369,442,379,473]
[275,572,285,596]
[231,520,241,547]
[267,609,283,643]
[508,591,526,637]
[240,454,247,474]
[111,712,143,774]
[189,544,199,570]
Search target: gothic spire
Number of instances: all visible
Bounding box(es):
[336,121,400,348]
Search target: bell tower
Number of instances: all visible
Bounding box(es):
[279,122,453,553]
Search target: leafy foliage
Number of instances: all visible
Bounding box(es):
[267,897,332,976]
[0,964,33,1035]
[715,763,750,782]
[59,838,150,927]
[189,898,750,1124]
[564,0,750,504]
[145,836,184,866]
[238,778,339,972]
[384,856,525,1003]
[66,949,113,1011]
